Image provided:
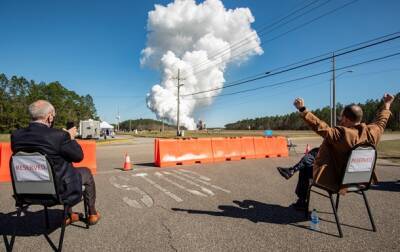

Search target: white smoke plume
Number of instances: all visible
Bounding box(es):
[141,0,263,129]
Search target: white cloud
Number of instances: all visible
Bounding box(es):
[141,0,263,129]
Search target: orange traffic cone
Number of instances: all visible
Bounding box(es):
[123,153,132,171]
[304,144,310,154]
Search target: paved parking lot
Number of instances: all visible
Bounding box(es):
[1,137,399,251]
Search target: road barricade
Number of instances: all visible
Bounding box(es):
[154,136,289,167]
[73,140,97,175]
[0,143,12,182]
[240,137,256,159]
[154,138,179,167]
[225,137,243,161]
[0,141,97,182]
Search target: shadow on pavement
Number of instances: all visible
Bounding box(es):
[134,162,157,168]
[172,199,307,224]
[370,180,400,192]
[0,208,64,251]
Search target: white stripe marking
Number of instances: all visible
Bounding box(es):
[162,171,214,196]
[173,170,231,193]
[123,197,142,208]
[155,172,207,197]
[178,169,211,181]
[110,176,154,207]
[133,174,183,202]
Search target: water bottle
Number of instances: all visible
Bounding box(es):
[310,209,320,231]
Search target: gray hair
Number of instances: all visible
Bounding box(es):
[28,100,55,120]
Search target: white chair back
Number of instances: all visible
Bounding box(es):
[10,152,56,195]
[342,145,376,186]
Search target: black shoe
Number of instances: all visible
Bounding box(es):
[290,199,307,211]
[277,167,294,179]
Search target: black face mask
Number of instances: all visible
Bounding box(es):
[48,116,55,128]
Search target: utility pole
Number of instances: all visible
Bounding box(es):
[172,69,185,136]
[330,80,333,127]
[116,106,120,132]
[332,53,337,127]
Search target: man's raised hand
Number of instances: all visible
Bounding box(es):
[294,98,305,110]
[383,93,394,110]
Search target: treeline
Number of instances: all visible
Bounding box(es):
[225,93,400,131]
[0,73,98,133]
[119,119,175,131]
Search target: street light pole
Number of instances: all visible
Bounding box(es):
[332,53,337,126]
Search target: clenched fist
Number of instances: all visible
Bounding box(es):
[294,98,305,110]
[383,93,394,110]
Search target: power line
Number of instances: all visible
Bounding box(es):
[183,32,400,97]
[187,0,329,74]
[195,67,400,114]
[189,51,400,100]
[186,0,359,78]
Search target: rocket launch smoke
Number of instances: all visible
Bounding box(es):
[141,0,263,129]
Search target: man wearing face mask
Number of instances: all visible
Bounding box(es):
[277,93,394,210]
[11,100,100,225]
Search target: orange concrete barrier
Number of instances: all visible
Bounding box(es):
[253,137,268,158]
[154,136,289,167]
[240,137,256,159]
[225,137,243,161]
[211,137,227,162]
[0,140,97,182]
[275,136,289,157]
[154,138,179,167]
[73,140,97,175]
[0,143,12,182]
[155,138,214,167]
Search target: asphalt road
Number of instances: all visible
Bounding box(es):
[0,136,399,251]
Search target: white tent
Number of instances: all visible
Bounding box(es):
[100,121,114,129]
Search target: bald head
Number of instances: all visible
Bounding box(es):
[342,104,363,124]
[28,100,55,121]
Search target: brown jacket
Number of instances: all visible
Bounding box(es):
[301,108,391,192]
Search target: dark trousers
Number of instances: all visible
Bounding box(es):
[295,148,319,201]
[75,167,97,215]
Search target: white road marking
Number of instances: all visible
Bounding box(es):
[155,172,207,197]
[133,173,183,202]
[178,169,211,181]
[162,171,214,196]
[173,170,231,193]
[109,176,154,208]
[123,197,142,208]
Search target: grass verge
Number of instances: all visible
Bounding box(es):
[377,139,400,164]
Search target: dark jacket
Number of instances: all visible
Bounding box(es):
[11,122,83,206]
[301,108,391,192]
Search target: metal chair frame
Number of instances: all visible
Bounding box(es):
[5,152,89,252]
[305,143,378,238]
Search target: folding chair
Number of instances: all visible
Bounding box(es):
[6,151,89,251]
[305,143,377,238]
[287,138,298,156]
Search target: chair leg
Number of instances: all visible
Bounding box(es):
[329,193,343,238]
[57,207,68,252]
[44,206,50,230]
[5,206,23,252]
[361,191,377,232]
[83,198,89,229]
[335,194,340,212]
[305,185,312,218]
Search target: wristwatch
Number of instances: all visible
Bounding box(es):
[299,106,306,112]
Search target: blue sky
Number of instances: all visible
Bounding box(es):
[0,0,399,127]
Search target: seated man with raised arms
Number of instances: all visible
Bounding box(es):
[277,93,394,210]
